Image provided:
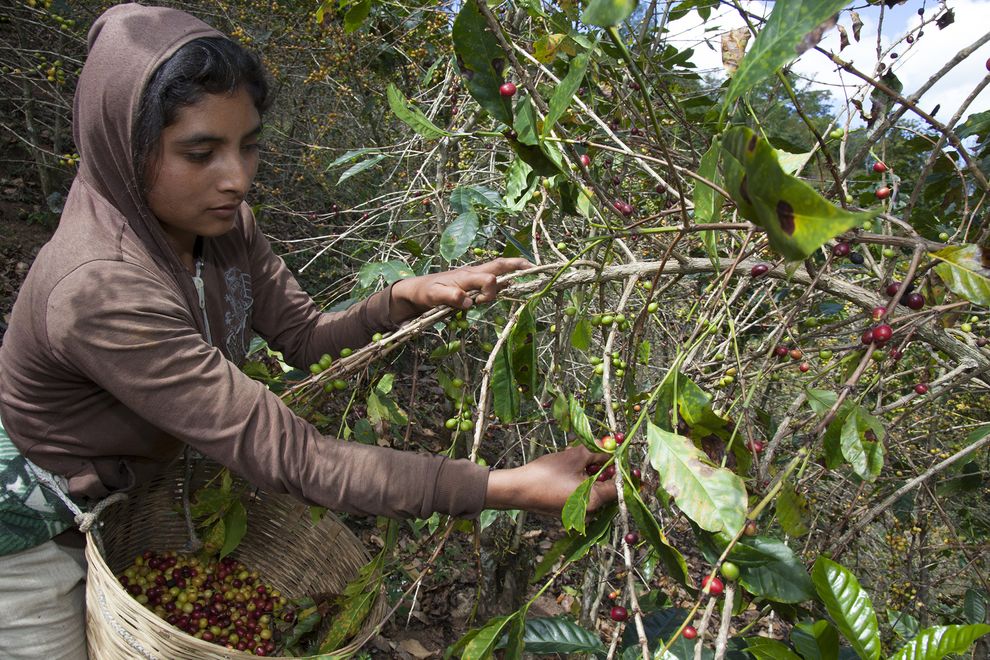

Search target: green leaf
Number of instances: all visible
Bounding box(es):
[570,317,592,351]
[550,393,570,432]
[776,481,810,537]
[513,95,541,146]
[965,589,988,625]
[353,418,376,445]
[503,157,536,211]
[510,305,538,395]
[746,638,803,660]
[624,481,691,586]
[326,147,379,170]
[839,404,885,481]
[889,609,920,640]
[532,505,616,581]
[356,260,416,289]
[497,616,605,654]
[581,0,638,27]
[219,500,247,559]
[318,551,384,651]
[792,620,840,660]
[932,244,990,306]
[646,422,747,535]
[451,185,502,213]
[337,154,386,184]
[343,0,371,33]
[452,1,513,125]
[452,614,516,659]
[542,51,591,137]
[492,343,519,422]
[806,388,838,417]
[673,374,729,436]
[889,624,990,660]
[957,110,990,140]
[504,608,528,659]
[569,395,599,452]
[561,477,594,535]
[386,83,451,139]
[723,1,848,110]
[699,532,815,603]
[440,211,480,261]
[721,126,873,261]
[811,557,881,660]
[693,141,722,224]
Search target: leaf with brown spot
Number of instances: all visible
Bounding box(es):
[646,422,747,535]
[721,126,875,261]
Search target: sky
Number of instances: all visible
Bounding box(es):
[664,0,990,128]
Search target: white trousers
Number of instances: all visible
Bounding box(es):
[0,539,88,660]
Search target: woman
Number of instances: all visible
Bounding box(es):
[0,4,614,658]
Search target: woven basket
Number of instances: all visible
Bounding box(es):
[84,459,386,659]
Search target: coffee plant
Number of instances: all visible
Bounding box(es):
[4,0,990,658]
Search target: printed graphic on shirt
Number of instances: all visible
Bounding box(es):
[0,425,73,556]
[223,267,253,363]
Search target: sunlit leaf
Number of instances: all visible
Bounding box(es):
[811,557,881,660]
[318,549,384,651]
[646,422,746,535]
[889,624,990,660]
[722,126,873,261]
[569,395,599,452]
[932,244,990,306]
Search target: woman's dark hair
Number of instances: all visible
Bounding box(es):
[134,37,272,186]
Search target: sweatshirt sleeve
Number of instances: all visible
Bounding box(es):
[45,261,490,519]
[244,212,397,369]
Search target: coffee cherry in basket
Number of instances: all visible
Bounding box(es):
[117,550,285,656]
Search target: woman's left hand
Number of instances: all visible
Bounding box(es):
[389,257,532,323]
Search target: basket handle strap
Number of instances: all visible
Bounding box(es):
[25,459,127,532]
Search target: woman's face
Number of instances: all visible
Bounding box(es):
[144,86,261,262]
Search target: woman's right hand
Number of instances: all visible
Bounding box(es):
[483,446,618,516]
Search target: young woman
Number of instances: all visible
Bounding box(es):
[0,5,614,658]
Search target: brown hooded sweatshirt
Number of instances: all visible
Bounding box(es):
[0,4,488,520]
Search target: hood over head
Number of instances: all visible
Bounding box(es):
[72,3,223,317]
